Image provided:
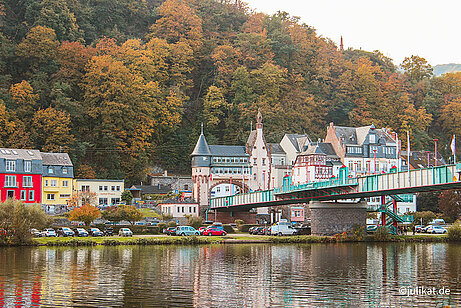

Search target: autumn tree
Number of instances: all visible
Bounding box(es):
[438,190,461,222]
[30,107,75,151]
[75,164,96,179]
[118,205,143,225]
[69,204,101,226]
[9,81,39,122]
[16,26,59,68]
[401,55,433,82]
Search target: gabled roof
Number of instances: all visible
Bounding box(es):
[285,134,311,152]
[334,125,396,145]
[41,152,73,166]
[209,145,248,157]
[269,143,285,155]
[191,133,212,156]
[246,130,257,149]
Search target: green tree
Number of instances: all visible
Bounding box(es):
[30,107,74,151]
[16,26,59,68]
[119,205,143,225]
[438,190,461,222]
[121,190,133,204]
[0,199,50,245]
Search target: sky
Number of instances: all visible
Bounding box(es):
[244,0,461,66]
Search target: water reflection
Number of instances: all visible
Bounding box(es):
[0,243,460,307]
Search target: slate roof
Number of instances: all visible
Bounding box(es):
[301,142,339,159]
[209,145,248,157]
[41,152,73,166]
[246,130,257,148]
[0,148,41,160]
[285,134,310,152]
[269,143,285,155]
[334,125,396,145]
[191,133,212,156]
[129,184,171,194]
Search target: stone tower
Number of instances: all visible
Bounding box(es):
[191,125,212,215]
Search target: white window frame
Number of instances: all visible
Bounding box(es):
[50,180,57,187]
[47,194,55,200]
[6,160,16,172]
[62,180,68,187]
[28,190,34,201]
[24,161,31,172]
[23,176,33,188]
[5,175,16,187]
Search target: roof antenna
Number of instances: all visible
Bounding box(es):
[201,122,204,134]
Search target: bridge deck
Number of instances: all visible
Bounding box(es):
[210,164,461,212]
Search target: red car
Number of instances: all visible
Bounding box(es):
[202,228,227,236]
[198,226,207,235]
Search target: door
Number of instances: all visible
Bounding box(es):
[7,190,14,199]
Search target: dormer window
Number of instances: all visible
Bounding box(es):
[6,160,16,172]
[369,134,376,143]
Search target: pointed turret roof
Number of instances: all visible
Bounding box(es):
[191,132,212,156]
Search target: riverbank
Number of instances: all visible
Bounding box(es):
[6,233,450,247]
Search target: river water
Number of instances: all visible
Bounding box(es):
[0,243,460,307]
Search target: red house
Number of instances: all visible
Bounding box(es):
[0,149,42,203]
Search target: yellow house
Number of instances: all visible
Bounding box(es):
[41,153,74,210]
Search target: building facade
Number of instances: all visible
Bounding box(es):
[41,153,74,207]
[159,201,199,220]
[280,134,311,166]
[324,123,399,176]
[0,149,42,203]
[73,179,124,207]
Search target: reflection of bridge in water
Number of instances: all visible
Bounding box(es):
[210,164,461,235]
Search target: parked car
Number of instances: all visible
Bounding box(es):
[30,228,42,237]
[197,226,207,235]
[252,227,264,235]
[421,225,432,233]
[74,228,89,237]
[104,227,114,236]
[56,227,75,237]
[119,228,133,237]
[248,227,257,234]
[367,225,378,233]
[202,227,227,236]
[164,227,177,236]
[426,225,447,234]
[258,227,267,235]
[270,220,297,236]
[176,226,200,236]
[429,219,446,225]
[89,228,104,237]
[43,228,57,237]
[294,225,311,235]
[414,225,424,233]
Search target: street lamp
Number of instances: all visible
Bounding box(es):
[434,139,438,167]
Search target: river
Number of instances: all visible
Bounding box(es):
[0,243,460,307]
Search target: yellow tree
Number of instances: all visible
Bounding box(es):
[30,107,75,151]
[9,80,39,122]
[16,26,59,67]
[69,204,100,226]
[148,0,203,51]
[440,97,461,137]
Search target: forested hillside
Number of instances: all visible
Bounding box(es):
[0,0,460,184]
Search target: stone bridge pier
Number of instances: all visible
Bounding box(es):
[309,201,367,236]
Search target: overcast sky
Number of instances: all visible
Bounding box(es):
[244,0,460,66]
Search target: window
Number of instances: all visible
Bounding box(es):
[21,190,27,201]
[7,190,14,198]
[99,198,108,205]
[184,184,189,190]
[99,186,103,191]
[24,161,31,172]
[45,180,49,187]
[62,168,68,174]
[28,190,34,201]
[262,158,266,165]
[369,134,376,143]
[253,158,257,164]
[23,176,33,187]
[189,207,192,213]
[116,186,120,191]
[82,185,89,192]
[253,174,256,180]
[225,186,230,192]
[50,180,57,187]
[48,167,53,174]
[60,194,70,198]
[217,187,220,192]
[6,160,16,172]
[111,186,115,191]
[47,194,55,200]
[111,198,120,205]
[62,180,68,187]
[182,207,185,213]
[104,186,108,191]
[5,175,16,187]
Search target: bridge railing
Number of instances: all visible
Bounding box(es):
[209,189,274,209]
[273,177,358,194]
[357,165,456,192]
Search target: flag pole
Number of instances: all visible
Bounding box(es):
[407,131,411,186]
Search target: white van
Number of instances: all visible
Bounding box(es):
[270,220,297,236]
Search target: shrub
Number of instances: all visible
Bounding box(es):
[158,222,167,233]
[447,223,461,241]
[168,221,177,228]
[234,219,244,227]
[185,214,202,229]
[350,224,365,241]
[374,226,390,241]
[223,224,235,234]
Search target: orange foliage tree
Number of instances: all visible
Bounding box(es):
[68,204,100,226]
